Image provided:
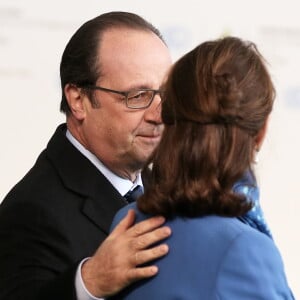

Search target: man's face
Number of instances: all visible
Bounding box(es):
[79,28,172,180]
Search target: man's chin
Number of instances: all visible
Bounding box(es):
[133,149,155,167]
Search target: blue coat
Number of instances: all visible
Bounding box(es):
[110,203,294,300]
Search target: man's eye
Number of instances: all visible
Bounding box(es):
[128,91,147,100]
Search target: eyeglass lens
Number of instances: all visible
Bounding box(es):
[127,90,155,108]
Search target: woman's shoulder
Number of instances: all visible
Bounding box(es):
[215,217,294,299]
[167,215,266,241]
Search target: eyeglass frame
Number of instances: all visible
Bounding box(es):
[83,85,164,109]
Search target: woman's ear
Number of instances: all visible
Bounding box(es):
[64,84,86,120]
[255,116,270,151]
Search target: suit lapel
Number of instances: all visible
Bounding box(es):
[46,124,126,234]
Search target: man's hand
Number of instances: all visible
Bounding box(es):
[81,209,171,297]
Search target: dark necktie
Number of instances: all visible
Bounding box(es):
[124,185,144,203]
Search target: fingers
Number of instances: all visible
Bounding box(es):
[110,209,136,237]
[133,243,169,266]
[81,212,172,297]
[127,265,159,282]
[125,244,169,283]
[130,226,171,250]
[130,215,167,237]
[126,244,169,282]
[111,210,170,242]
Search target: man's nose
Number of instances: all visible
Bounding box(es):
[144,94,162,124]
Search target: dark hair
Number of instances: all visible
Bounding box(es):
[138,36,275,218]
[59,11,165,114]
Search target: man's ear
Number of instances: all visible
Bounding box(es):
[64,84,86,120]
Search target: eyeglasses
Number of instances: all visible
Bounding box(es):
[84,85,164,109]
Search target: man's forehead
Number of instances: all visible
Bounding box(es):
[99,29,170,67]
[96,27,171,89]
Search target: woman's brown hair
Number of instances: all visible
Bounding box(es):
[138,36,275,218]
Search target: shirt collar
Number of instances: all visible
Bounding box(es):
[66,129,142,196]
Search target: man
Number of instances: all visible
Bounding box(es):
[0,12,172,299]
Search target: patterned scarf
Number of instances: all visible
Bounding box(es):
[233,170,273,239]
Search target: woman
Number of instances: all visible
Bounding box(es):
[110,37,294,299]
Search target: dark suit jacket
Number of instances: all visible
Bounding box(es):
[0,124,127,300]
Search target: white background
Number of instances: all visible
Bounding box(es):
[1,0,299,297]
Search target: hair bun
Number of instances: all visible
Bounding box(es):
[212,71,244,126]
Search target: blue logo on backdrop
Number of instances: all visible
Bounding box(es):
[161,25,192,55]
